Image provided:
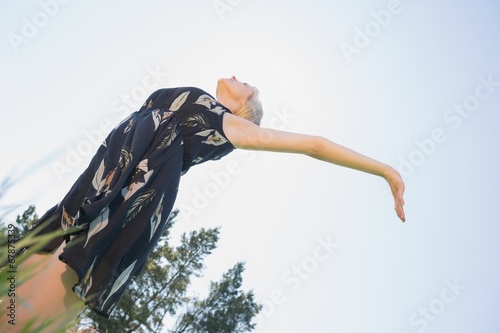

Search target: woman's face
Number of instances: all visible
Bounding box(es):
[216,76,255,103]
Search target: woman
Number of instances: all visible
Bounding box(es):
[6,76,405,332]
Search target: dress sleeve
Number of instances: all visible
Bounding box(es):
[177,88,236,173]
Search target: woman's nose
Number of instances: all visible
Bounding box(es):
[231,75,238,81]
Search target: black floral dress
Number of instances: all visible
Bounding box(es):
[25,87,236,318]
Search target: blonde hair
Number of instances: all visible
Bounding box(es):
[234,88,263,126]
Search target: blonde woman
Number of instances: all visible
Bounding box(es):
[7,76,405,332]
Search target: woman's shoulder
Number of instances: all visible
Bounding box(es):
[167,87,228,114]
[142,87,217,111]
[153,86,212,96]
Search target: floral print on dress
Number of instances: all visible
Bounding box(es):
[24,87,235,318]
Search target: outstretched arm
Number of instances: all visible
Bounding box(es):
[223,113,406,222]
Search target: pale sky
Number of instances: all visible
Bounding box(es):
[1,0,500,332]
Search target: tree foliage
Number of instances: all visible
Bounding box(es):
[2,206,262,333]
[0,204,37,248]
[172,262,261,333]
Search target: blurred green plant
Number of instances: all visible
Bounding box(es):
[0,204,69,332]
[1,204,262,333]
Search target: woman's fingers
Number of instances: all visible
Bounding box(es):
[397,188,406,222]
[387,168,406,222]
[395,198,406,222]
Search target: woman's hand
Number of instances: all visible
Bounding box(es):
[384,167,406,222]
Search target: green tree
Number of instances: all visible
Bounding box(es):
[83,210,224,332]
[15,205,39,236]
[171,262,262,333]
[0,223,8,248]
[0,204,38,248]
[2,206,262,333]
[76,210,261,333]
